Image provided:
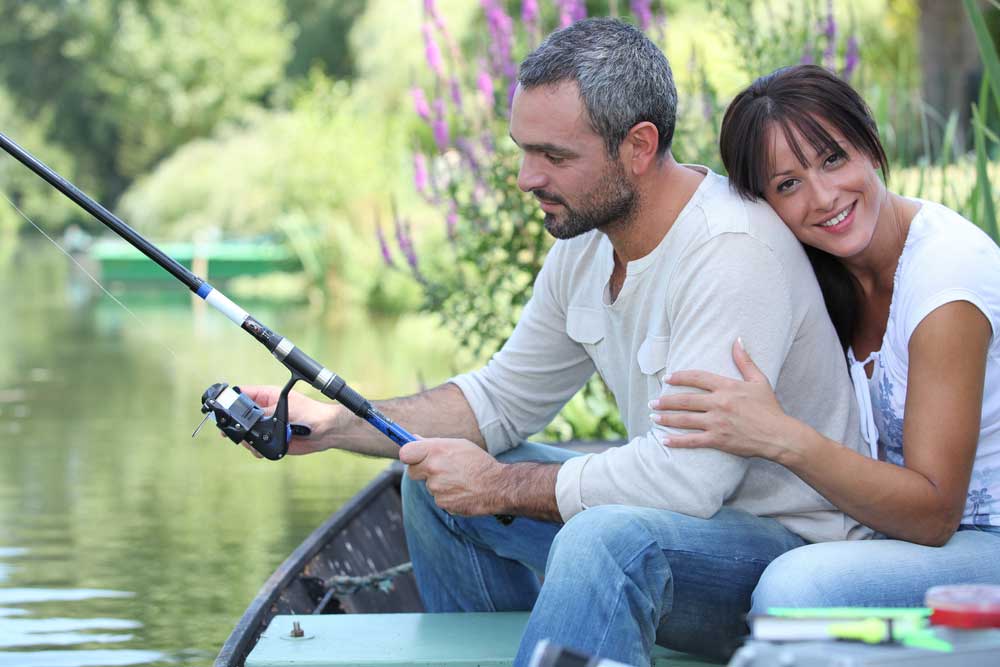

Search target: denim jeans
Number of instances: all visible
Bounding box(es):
[400,442,806,666]
[751,524,1000,613]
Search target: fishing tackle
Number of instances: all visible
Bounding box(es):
[0,130,416,460]
[196,383,312,461]
[0,130,515,524]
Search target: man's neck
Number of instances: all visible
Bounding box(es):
[604,156,705,272]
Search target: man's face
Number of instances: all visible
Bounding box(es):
[509,82,637,239]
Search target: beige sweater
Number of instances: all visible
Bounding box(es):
[451,168,873,543]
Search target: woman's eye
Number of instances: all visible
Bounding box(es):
[825,152,844,167]
[776,179,797,193]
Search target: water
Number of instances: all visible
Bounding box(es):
[0,241,460,667]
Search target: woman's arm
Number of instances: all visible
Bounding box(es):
[651,301,990,545]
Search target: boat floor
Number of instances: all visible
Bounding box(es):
[247,612,720,667]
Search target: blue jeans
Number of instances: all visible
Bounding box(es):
[751,525,1000,613]
[401,442,806,665]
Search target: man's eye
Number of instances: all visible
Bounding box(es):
[545,153,565,164]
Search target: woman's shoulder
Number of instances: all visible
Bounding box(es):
[907,199,997,249]
[894,199,1000,338]
[902,200,1000,272]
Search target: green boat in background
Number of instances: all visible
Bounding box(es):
[89,238,301,283]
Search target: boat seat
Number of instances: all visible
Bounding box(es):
[246,611,717,666]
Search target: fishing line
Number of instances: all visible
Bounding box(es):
[0,189,180,361]
[0,129,515,523]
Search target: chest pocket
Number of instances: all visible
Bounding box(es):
[637,335,670,388]
[566,306,606,345]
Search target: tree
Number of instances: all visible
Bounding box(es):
[0,0,294,205]
[918,0,984,155]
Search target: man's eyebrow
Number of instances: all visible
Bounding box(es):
[508,133,577,157]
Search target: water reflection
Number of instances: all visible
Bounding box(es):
[0,650,165,667]
[1,241,461,666]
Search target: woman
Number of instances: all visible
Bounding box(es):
[649,64,1000,610]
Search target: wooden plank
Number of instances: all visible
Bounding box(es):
[247,613,716,667]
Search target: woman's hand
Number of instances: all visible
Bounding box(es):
[649,338,799,462]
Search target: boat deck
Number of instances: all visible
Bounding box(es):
[247,612,718,667]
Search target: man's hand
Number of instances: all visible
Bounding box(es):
[400,438,505,516]
[238,385,346,456]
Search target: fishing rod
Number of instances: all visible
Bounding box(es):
[0,129,516,525]
[0,130,419,453]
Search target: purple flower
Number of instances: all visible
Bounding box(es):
[631,0,653,32]
[522,0,538,28]
[393,212,422,278]
[823,0,837,69]
[482,0,515,82]
[556,0,586,28]
[652,12,668,44]
[480,130,496,157]
[843,34,860,79]
[476,60,494,105]
[422,21,444,78]
[424,0,444,29]
[431,98,450,152]
[456,137,481,175]
[413,152,430,197]
[376,221,394,267]
[450,77,463,110]
[411,86,431,121]
[446,201,458,241]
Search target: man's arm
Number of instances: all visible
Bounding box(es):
[554,234,797,520]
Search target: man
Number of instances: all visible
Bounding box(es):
[246,18,871,666]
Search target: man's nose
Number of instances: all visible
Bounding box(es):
[517,154,546,193]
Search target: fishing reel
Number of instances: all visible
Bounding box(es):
[196,380,311,461]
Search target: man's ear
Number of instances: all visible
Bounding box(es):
[624,121,660,175]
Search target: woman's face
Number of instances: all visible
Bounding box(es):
[761,119,886,259]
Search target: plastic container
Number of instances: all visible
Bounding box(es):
[925,584,1000,628]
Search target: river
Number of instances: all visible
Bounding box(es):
[0,240,459,667]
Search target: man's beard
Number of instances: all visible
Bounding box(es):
[538,159,638,240]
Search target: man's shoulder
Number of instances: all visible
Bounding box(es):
[665,172,806,277]
[689,171,794,245]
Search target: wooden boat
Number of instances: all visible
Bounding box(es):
[214,451,715,667]
[214,456,1000,667]
[214,461,420,667]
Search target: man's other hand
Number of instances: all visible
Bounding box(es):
[400,438,504,516]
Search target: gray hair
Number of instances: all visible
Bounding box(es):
[518,18,677,159]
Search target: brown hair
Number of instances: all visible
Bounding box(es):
[720,64,888,200]
[719,65,890,351]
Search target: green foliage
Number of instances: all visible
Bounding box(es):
[0,89,80,240]
[283,0,367,81]
[417,144,548,359]
[119,74,409,307]
[393,1,871,441]
[0,0,294,204]
[962,0,1000,242]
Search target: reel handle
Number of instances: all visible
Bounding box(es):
[199,380,310,461]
